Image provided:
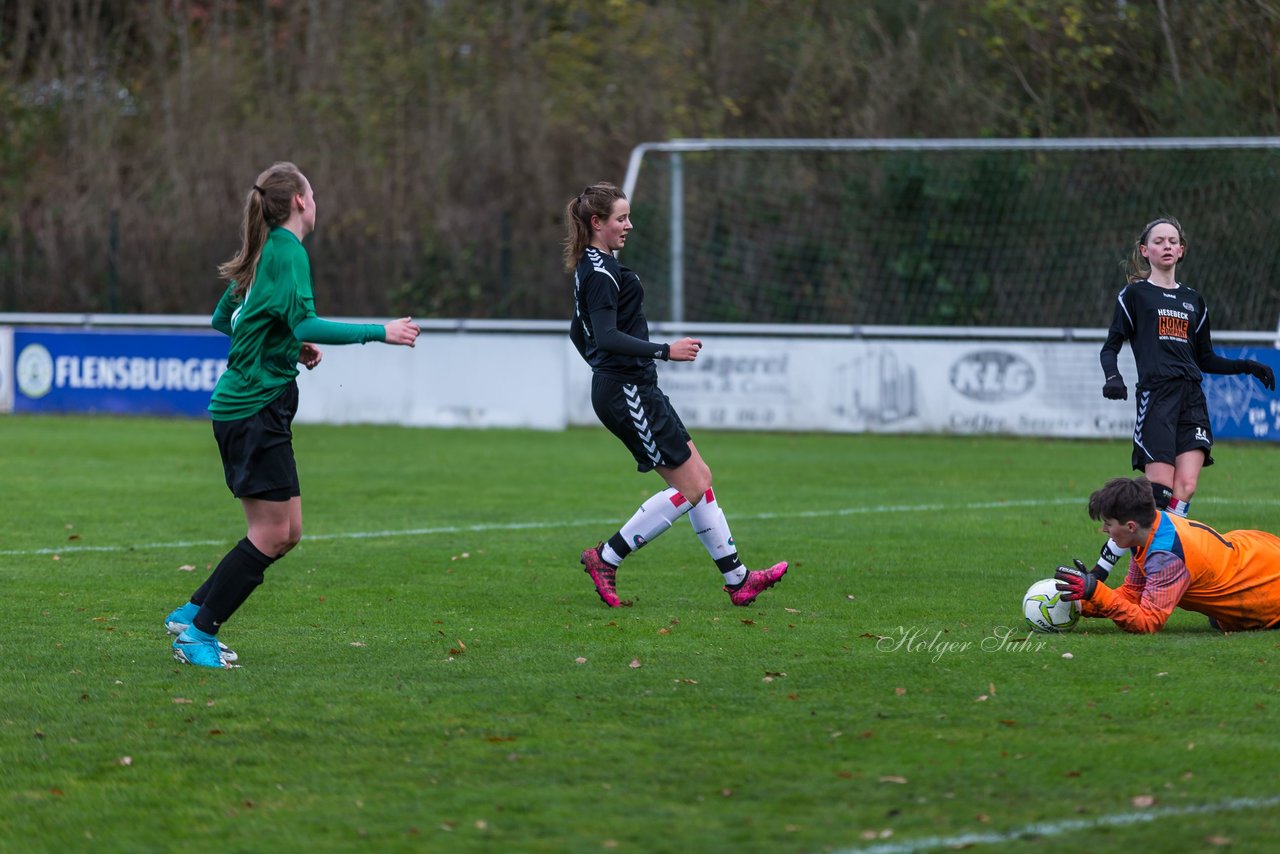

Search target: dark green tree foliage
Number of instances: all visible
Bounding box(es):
[3,0,1280,326]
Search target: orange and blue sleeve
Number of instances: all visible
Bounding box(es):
[1082,552,1191,633]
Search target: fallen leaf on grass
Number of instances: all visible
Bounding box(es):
[1131,795,1156,808]
[673,678,698,684]
[118,756,132,766]
[998,720,1017,727]
[785,608,800,613]
[879,776,908,784]
[657,628,670,635]
[1206,836,1231,847]
[894,687,906,696]
[178,564,195,572]
[350,641,367,647]
[449,640,467,655]
[575,657,588,664]
[172,697,192,704]
[629,659,642,669]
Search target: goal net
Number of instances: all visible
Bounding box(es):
[620,138,1280,330]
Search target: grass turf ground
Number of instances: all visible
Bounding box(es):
[3,415,1280,853]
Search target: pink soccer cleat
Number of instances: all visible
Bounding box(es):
[725,561,789,606]
[581,545,627,607]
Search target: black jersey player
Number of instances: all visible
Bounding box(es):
[1091,216,1274,580]
[564,182,788,607]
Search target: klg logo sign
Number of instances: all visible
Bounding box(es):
[949,350,1035,401]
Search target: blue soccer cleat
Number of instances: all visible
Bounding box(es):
[165,603,238,664]
[172,628,235,669]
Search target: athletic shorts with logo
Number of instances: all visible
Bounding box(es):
[1131,378,1214,470]
[212,380,302,500]
[591,374,693,472]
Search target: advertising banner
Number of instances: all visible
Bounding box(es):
[1207,346,1280,441]
[11,328,229,416]
[569,337,1280,442]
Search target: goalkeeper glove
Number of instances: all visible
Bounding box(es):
[1055,558,1099,602]
[1244,360,1276,392]
[1102,374,1128,400]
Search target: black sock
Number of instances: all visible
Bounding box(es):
[715,553,744,579]
[605,532,633,563]
[192,538,277,634]
[1152,483,1174,510]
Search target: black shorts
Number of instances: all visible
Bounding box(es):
[591,374,693,473]
[212,381,301,501]
[1131,379,1214,470]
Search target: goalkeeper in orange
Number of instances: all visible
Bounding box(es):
[1055,476,1280,633]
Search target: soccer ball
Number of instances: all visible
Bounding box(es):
[1022,578,1079,634]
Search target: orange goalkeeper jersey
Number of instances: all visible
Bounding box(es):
[1082,512,1280,633]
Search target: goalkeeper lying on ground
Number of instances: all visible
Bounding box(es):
[1055,476,1280,634]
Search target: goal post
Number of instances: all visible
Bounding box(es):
[620,138,1280,331]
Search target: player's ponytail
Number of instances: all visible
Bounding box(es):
[1125,215,1187,283]
[218,161,308,297]
[562,182,627,272]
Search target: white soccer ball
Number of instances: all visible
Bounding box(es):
[1022,578,1079,634]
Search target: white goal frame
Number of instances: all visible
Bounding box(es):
[621,137,1280,333]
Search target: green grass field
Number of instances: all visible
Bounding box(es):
[3,415,1280,853]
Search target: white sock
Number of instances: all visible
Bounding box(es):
[604,487,692,564]
[689,488,746,586]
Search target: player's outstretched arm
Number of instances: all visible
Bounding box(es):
[383,317,419,347]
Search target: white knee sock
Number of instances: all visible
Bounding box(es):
[689,488,746,586]
[602,487,692,564]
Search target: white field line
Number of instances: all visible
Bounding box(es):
[1,497,1083,558]
[1,494,1273,559]
[832,793,1280,854]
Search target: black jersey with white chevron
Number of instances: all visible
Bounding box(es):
[573,246,660,383]
[1100,279,1213,386]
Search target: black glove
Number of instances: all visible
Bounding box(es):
[1244,360,1276,392]
[1055,558,1099,602]
[1103,374,1128,400]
